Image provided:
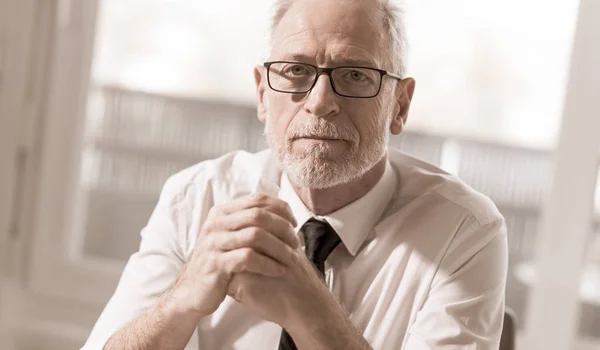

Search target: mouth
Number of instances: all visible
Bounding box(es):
[294,136,345,141]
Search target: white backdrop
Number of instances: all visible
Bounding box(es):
[91,0,579,149]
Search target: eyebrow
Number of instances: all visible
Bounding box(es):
[278,53,378,68]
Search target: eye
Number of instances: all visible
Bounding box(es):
[286,65,309,76]
[348,70,367,81]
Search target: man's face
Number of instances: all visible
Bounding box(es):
[255,0,414,189]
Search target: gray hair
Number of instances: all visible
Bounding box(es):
[269,0,407,77]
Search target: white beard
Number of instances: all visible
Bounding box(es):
[265,114,390,189]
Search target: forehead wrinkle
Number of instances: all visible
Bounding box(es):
[274,29,380,49]
[272,30,384,67]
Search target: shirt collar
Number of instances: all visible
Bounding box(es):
[278,161,397,256]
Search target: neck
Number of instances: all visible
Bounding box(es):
[290,155,388,215]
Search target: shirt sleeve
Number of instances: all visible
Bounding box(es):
[404,218,509,350]
[81,176,198,350]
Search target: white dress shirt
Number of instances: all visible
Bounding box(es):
[83,148,508,350]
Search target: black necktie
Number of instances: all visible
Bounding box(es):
[278,218,342,350]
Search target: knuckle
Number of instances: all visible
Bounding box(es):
[202,235,216,250]
[249,208,263,222]
[229,254,247,273]
[246,227,263,243]
[288,248,298,263]
[239,261,249,273]
[286,221,295,232]
[252,192,267,203]
[207,235,222,251]
[207,205,222,219]
[202,218,217,233]
[240,248,255,262]
[209,203,221,214]
[236,258,249,273]
[279,200,291,213]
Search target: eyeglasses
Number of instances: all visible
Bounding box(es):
[263,61,403,99]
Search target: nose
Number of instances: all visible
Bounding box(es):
[304,73,340,118]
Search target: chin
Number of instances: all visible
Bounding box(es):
[269,135,384,188]
[282,154,361,189]
[290,140,352,161]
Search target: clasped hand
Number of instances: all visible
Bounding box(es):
[170,193,332,332]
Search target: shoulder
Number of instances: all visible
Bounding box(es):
[386,148,507,280]
[387,148,503,228]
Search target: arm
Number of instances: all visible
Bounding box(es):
[82,178,191,349]
[287,285,372,350]
[103,290,202,350]
[83,185,300,350]
[404,219,509,349]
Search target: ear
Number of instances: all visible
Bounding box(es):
[389,78,416,135]
[254,65,268,124]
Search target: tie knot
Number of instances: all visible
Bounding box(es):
[302,218,341,265]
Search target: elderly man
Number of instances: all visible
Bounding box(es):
[84,0,508,349]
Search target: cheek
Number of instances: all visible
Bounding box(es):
[267,93,300,136]
[344,99,387,138]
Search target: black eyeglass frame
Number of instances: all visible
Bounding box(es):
[263,61,403,99]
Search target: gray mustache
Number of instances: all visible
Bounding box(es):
[287,122,357,142]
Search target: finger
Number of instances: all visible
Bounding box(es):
[216,193,297,227]
[213,227,299,266]
[221,248,286,277]
[212,208,300,249]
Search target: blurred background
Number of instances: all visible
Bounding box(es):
[0,0,599,349]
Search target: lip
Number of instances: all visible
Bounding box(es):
[295,136,344,141]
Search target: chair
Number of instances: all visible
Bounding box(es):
[500,308,517,350]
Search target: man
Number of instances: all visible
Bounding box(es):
[84,0,508,349]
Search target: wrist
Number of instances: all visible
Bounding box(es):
[286,288,370,350]
[286,286,334,337]
[160,286,206,326]
[288,309,369,350]
[287,311,337,350]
